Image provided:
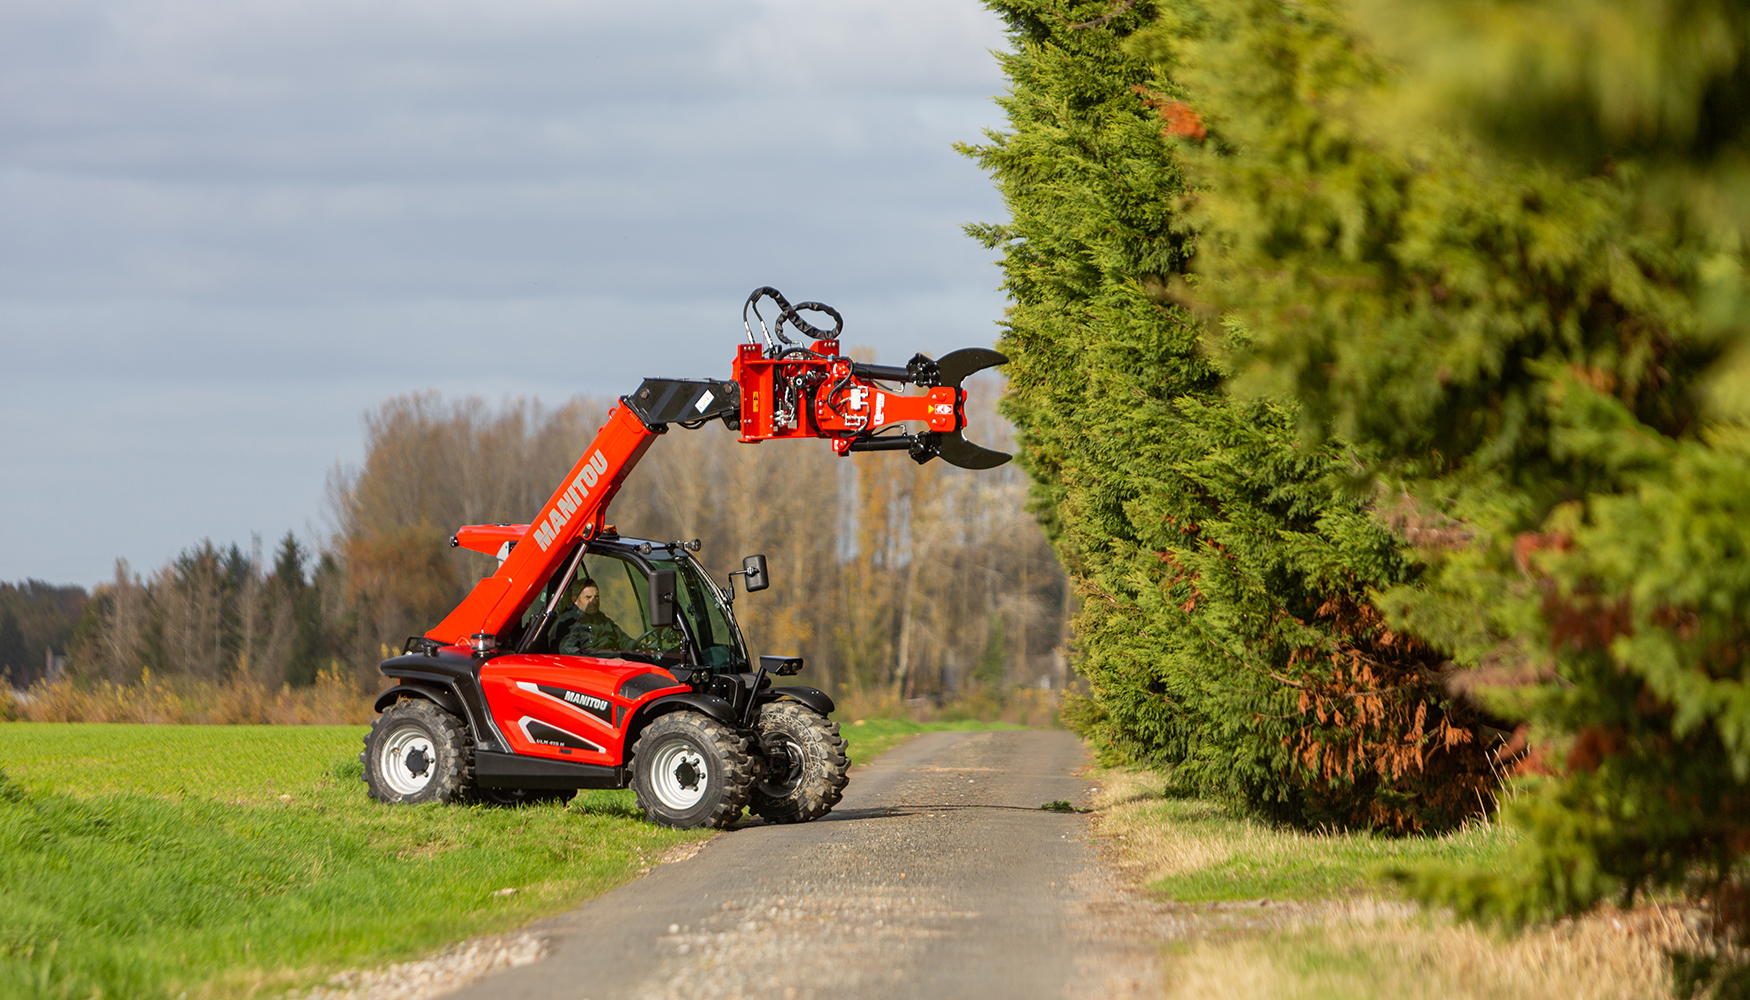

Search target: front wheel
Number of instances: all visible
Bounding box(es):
[362,699,471,804]
[630,711,754,829]
[750,701,850,824]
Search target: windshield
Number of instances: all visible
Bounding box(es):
[519,546,747,671]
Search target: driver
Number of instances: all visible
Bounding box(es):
[557,577,634,654]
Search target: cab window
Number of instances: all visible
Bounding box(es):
[533,552,686,664]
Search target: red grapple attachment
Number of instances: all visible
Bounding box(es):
[727,341,1009,469]
[428,288,1010,648]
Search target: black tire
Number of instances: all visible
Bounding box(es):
[466,787,577,808]
[749,701,850,824]
[362,698,471,804]
[630,711,754,829]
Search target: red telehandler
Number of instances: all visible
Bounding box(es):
[360,289,1008,828]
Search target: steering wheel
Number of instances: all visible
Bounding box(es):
[627,626,681,654]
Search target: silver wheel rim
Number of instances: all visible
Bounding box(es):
[381,725,437,796]
[650,740,709,811]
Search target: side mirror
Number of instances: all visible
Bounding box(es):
[742,554,769,592]
[648,570,676,628]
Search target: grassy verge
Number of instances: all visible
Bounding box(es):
[1091,774,1507,903]
[1091,768,1697,1000]
[0,718,1010,999]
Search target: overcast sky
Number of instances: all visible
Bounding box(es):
[1,0,1015,587]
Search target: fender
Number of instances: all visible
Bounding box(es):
[373,682,465,720]
[375,651,512,753]
[623,691,741,752]
[760,685,835,717]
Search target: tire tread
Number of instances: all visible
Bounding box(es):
[750,702,850,824]
[362,698,472,804]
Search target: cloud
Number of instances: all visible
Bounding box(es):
[0,0,1016,584]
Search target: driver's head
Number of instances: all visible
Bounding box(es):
[573,578,600,614]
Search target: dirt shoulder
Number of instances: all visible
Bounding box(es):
[1086,767,1708,1000]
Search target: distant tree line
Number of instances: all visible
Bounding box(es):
[44,385,1067,705]
[72,533,337,690]
[0,582,87,686]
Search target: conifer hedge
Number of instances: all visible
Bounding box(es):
[965,0,1496,832]
[1139,0,1750,942]
[977,0,1750,959]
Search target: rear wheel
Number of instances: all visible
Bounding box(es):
[630,711,754,829]
[363,699,471,804]
[750,701,849,824]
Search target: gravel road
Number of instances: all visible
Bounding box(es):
[441,728,1159,1000]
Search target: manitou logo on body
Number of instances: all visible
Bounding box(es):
[562,689,609,712]
[533,450,611,551]
[519,681,614,724]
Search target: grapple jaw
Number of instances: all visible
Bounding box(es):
[933,348,1008,391]
[726,321,1010,469]
[926,428,1012,469]
[914,348,1011,468]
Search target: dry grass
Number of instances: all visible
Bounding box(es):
[1090,769,1237,882]
[2,665,378,724]
[1089,768,1505,901]
[1088,768,1704,1000]
[1160,905,1702,1000]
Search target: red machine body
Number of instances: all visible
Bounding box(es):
[365,288,1008,824]
[478,655,683,766]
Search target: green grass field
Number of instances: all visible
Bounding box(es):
[0,717,999,1000]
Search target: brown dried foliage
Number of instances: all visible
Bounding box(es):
[1281,597,1499,832]
[1131,85,1208,141]
[1380,493,1475,552]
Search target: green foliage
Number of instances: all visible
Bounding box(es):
[966,0,1496,831]
[1351,0,1750,239]
[269,531,326,687]
[0,612,23,684]
[974,613,1008,688]
[1137,0,1750,944]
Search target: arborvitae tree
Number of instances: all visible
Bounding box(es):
[1137,0,1750,956]
[966,0,1496,829]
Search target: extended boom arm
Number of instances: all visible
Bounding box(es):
[426,288,1007,647]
